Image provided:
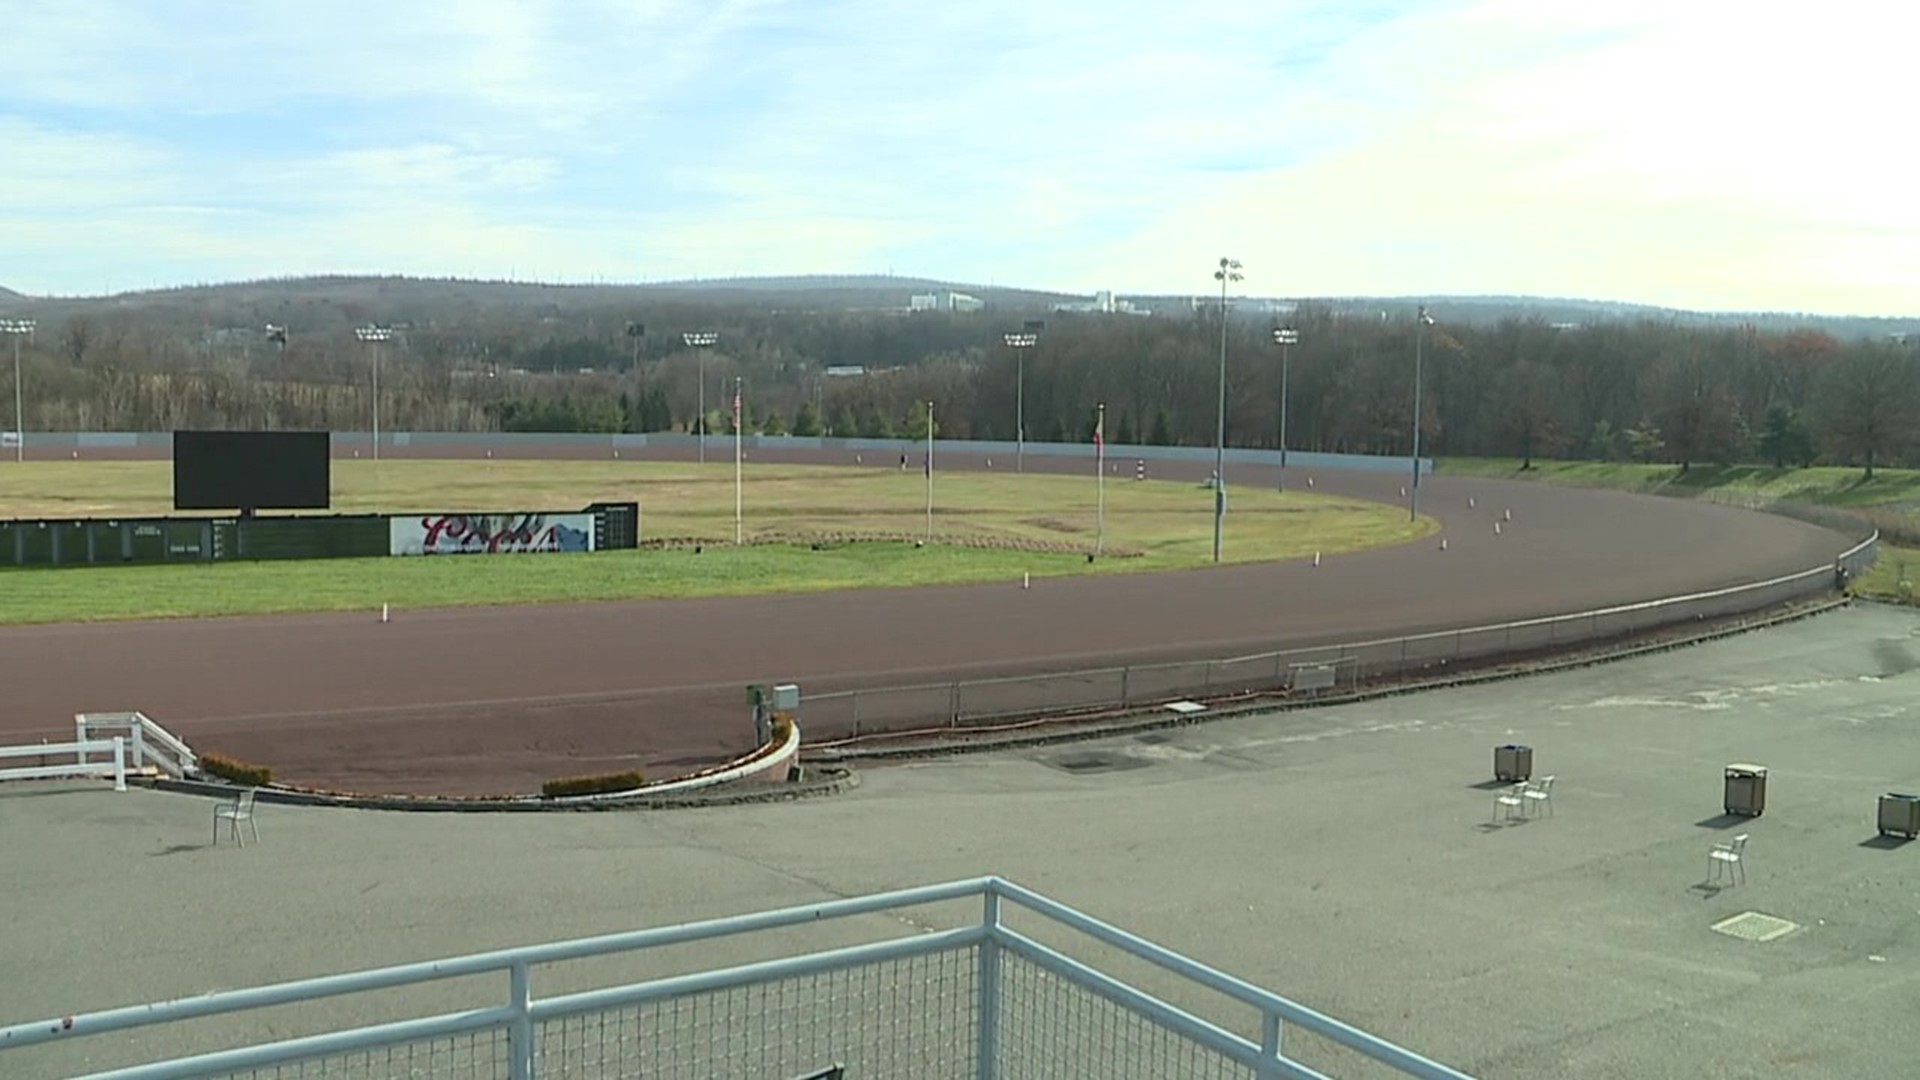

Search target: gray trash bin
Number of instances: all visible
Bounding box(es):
[1495,744,1533,783]
[1878,793,1920,839]
[1724,764,1768,817]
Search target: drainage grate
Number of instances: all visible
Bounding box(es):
[1044,752,1151,775]
[1711,911,1799,943]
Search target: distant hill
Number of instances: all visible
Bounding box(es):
[0,274,1913,338]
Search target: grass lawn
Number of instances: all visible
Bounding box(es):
[1854,543,1920,603]
[1442,457,1920,605]
[0,460,1432,623]
[1439,457,1920,508]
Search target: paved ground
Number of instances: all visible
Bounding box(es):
[4,603,1917,1079]
[0,446,1853,795]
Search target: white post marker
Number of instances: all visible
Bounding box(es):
[733,377,744,545]
[1504,508,1512,521]
[381,604,390,623]
[1440,538,1448,551]
[1094,403,1106,557]
[1307,476,1314,488]
[924,401,935,544]
[1023,572,1030,590]
[1313,551,1321,567]
[1495,522,1503,535]
[1469,497,1476,509]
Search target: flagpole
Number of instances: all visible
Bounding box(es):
[1096,402,1106,556]
[733,377,743,545]
[924,400,935,544]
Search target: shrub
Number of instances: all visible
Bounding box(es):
[542,771,648,799]
[769,712,797,745]
[199,753,273,787]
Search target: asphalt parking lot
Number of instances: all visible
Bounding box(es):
[4,602,1918,1079]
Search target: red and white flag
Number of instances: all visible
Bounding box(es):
[732,387,742,433]
[1093,408,1105,457]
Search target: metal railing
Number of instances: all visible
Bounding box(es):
[0,876,1476,1080]
[0,737,127,790]
[802,533,1879,742]
[74,712,197,780]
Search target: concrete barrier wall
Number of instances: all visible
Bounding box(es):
[29,432,1433,475]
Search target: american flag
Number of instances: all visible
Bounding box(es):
[732,386,742,433]
[1093,407,1105,457]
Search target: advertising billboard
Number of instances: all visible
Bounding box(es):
[390,513,596,556]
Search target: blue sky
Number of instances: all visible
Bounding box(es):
[1,0,1913,315]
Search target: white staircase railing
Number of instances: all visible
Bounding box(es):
[75,711,197,779]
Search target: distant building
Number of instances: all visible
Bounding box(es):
[825,365,867,378]
[909,291,984,313]
[1055,290,1151,316]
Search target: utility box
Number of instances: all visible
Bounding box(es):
[1878,793,1920,839]
[1724,764,1768,817]
[1494,744,1533,783]
[772,684,801,711]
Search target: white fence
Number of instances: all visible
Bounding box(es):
[0,876,1477,1080]
[0,713,196,794]
[0,737,127,790]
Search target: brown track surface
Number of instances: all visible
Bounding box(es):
[0,443,1851,796]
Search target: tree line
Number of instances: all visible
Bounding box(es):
[4,303,1917,476]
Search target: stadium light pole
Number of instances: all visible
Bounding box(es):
[355,325,392,460]
[1272,324,1298,488]
[625,321,646,368]
[1211,257,1242,563]
[1411,305,1434,522]
[683,331,719,463]
[1002,330,1038,472]
[1,318,34,463]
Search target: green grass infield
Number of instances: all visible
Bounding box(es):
[0,460,1432,623]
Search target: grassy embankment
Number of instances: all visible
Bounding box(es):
[1440,458,1920,601]
[0,459,1434,623]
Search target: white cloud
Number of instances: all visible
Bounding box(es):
[0,0,1915,314]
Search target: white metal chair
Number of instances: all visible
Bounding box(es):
[1493,783,1527,823]
[1707,833,1748,886]
[1523,775,1556,817]
[213,789,260,847]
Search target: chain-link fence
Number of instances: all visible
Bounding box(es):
[1,878,1473,1080]
[803,532,1879,743]
[535,945,979,1079]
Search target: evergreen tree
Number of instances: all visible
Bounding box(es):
[1149,407,1173,446]
[791,399,823,436]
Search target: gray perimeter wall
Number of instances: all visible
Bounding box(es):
[36,432,1433,474]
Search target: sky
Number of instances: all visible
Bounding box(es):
[0,0,1914,315]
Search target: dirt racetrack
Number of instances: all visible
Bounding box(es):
[0,442,1856,796]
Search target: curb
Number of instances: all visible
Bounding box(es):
[139,766,859,813]
[804,596,1854,764]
